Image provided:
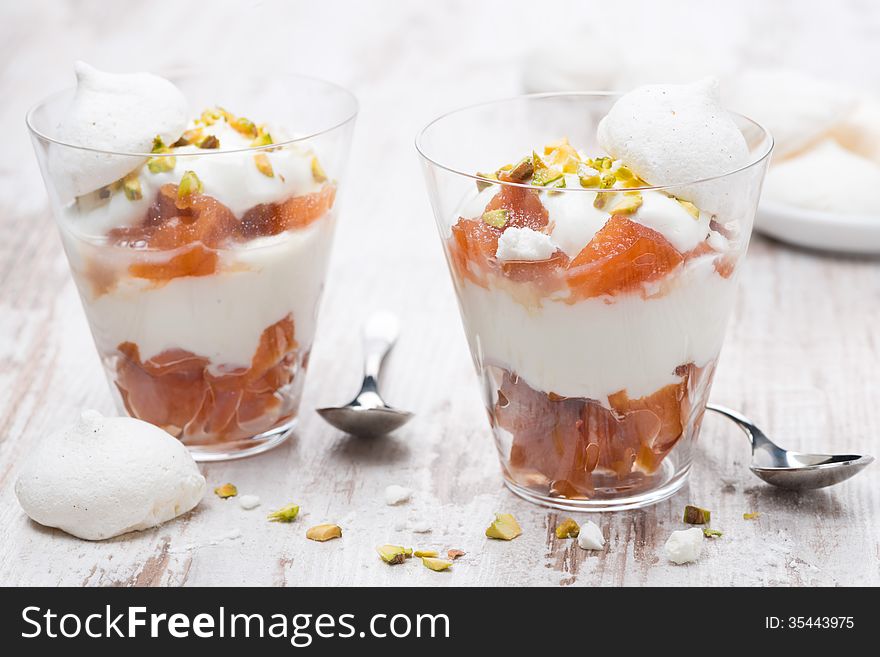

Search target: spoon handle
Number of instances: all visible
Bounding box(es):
[361,311,400,387]
[705,403,775,451]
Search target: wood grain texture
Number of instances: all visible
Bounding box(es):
[0,0,878,587]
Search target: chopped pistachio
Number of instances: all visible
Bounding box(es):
[702,528,723,538]
[121,173,142,201]
[311,156,327,183]
[151,135,167,153]
[579,173,602,188]
[743,512,760,520]
[447,549,466,560]
[683,505,711,525]
[306,524,342,542]
[543,137,570,155]
[481,208,509,229]
[200,107,224,125]
[177,170,203,200]
[609,191,643,214]
[198,134,220,149]
[586,156,614,171]
[676,198,701,219]
[254,153,274,178]
[421,557,453,572]
[376,544,408,565]
[555,518,580,539]
[475,171,498,192]
[403,547,413,558]
[532,166,564,187]
[267,503,300,522]
[502,157,534,183]
[251,131,274,148]
[214,483,238,499]
[413,549,439,558]
[231,116,258,138]
[485,513,522,540]
[593,191,613,210]
[178,127,204,147]
[147,155,176,174]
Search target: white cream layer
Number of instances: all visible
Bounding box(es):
[63,215,336,369]
[456,255,736,402]
[67,133,321,237]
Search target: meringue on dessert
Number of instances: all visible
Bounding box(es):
[436,79,765,503]
[42,64,343,452]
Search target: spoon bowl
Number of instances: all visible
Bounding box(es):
[317,311,413,437]
[707,403,873,490]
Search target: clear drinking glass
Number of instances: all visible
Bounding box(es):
[417,93,772,510]
[28,73,357,461]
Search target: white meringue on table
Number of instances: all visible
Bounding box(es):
[48,61,188,198]
[597,77,749,215]
[762,139,880,216]
[14,410,205,541]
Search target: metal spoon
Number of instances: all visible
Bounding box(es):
[706,403,873,490]
[317,311,413,436]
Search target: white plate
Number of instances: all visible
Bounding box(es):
[756,200,880,255]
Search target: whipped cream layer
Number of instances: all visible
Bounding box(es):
[62,214,335,369]
[460,182,713,260]
[458,254,735,402]
[67,134,321,237]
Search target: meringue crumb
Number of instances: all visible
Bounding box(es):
[664,527,704,564]
[239,494,261,510]
[576,521,605,550]
[384,485,413,506]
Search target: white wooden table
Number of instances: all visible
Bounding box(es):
[1,0,878,586]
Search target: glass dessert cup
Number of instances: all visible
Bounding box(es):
[28,73,357,461]
[417,93,772,510]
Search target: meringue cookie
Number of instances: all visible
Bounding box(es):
[597,78,749,215]
[384,484,413,506]
[831,98,880,164]
[495,227,558,261]
[576,521,605,550]
[726,68,857,160]
[664,527,703,564]
[15,410,205,541]
[48,61,188,198]
[763,139,880,215]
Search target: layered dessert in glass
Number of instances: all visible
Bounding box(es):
[28,64,356,459]
[418,80,772,509]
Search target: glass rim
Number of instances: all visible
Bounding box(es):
[414,90,774,193]
[25,71,359,158]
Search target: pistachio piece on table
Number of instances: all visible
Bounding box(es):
[267,504,300,523]
[306,524,342,542]
[555,518,580,539]
[421,557,453,572]
[376,544,409,565]
[683,505,711,525]
[485,513,522,540]
[213,483,238,499]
